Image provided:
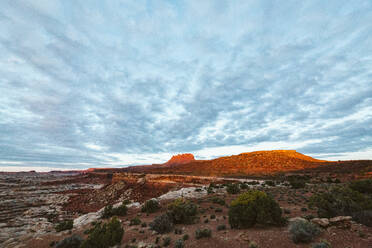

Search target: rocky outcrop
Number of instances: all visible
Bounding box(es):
[131,150,327,176]
[311,216,353,229]
[163,153,195,166]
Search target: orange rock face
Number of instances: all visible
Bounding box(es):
[128,150,330,176]
[163,153,195,166]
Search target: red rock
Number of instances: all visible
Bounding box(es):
[163,153,195,166]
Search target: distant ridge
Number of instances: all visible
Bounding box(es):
[125,150,328,176]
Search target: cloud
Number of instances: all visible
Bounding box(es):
[0,0,371,171]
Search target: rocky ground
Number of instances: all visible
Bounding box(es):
[24,181,372,248]
[1,170,372,248]
[0,172,105,248]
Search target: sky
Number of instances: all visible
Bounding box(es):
[0,0,372,172]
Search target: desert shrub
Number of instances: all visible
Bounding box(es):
[312,240,331,248]
[163,237,171,246]
[174,239,184,248]
[334,179,341,184]
[287,175,309,189]
[101,205,114,219]
[80,217,124,248]
[350,179,372,194]
[284,209,291,214]
[167,198,198,224]
[55,234,83,248]
[174,228,182,234]
[226,183,241,194]
[141,199,161,213]
[215,208,223,212]
[265,180,275,187]
[210,214,216,219]
[228,190,285,228]
[246,181,260,185]
[150,213,174,234]
[141,222,147,227]
[130,217,141,226]
[289,180,306,189]
[217,224,226,231]
[352,210,372,227]
[182,234,189,240]
[101,204,127,219]
[303,214,315,220]
[308,185,372,219]
[113,205,128,216]
[240,183,249,189]
[195,228,211,239]
[248,241,258,248]
[55,220,73,232]
[211,196,225,205]
[289,219,320,243]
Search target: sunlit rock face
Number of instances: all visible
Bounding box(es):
[164,153,195,166]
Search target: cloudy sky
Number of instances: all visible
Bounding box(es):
[1,0,372,171]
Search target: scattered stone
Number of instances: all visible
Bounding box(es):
[311,218,330,227]
[289,217,307,223]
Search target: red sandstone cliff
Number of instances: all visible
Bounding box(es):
[126,150,329,176]
[163,153,195,166]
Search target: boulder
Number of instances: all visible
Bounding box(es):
[311,218,329,227]
[329,216,352,223]
[289,217,307,223]
[329,216,352,229]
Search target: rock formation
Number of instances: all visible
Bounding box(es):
[163,153,195,166]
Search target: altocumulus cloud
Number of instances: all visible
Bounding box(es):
[0,0,372,171]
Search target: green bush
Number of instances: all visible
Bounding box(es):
[80,217,124,248]
[129,217,141,226]
[312,240,331,248]
[352,210,372,227]
[246,181,259,185]
[55,234,83,248]
[141,199,161,213]
[308,185,372,219]
[240,183,249,189]
[211,196,225,205]
[163,237,171,246]
[248,241,258,248]
[182,234,189,241]
[289,219,320,243]
[55,220,73,232]
[217,224,226,231]
[195,228,211,239]
[101,204,127,219]
[287,175,308,189]
[167,198,198,224]
[207,186,214,194]
[228,190,285,228]
[226,183,241,194]
[149,213,174,234]
[174,239,184,248]
[265,181,275,187]
[350,179,372,194]
[289,180,306,189]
